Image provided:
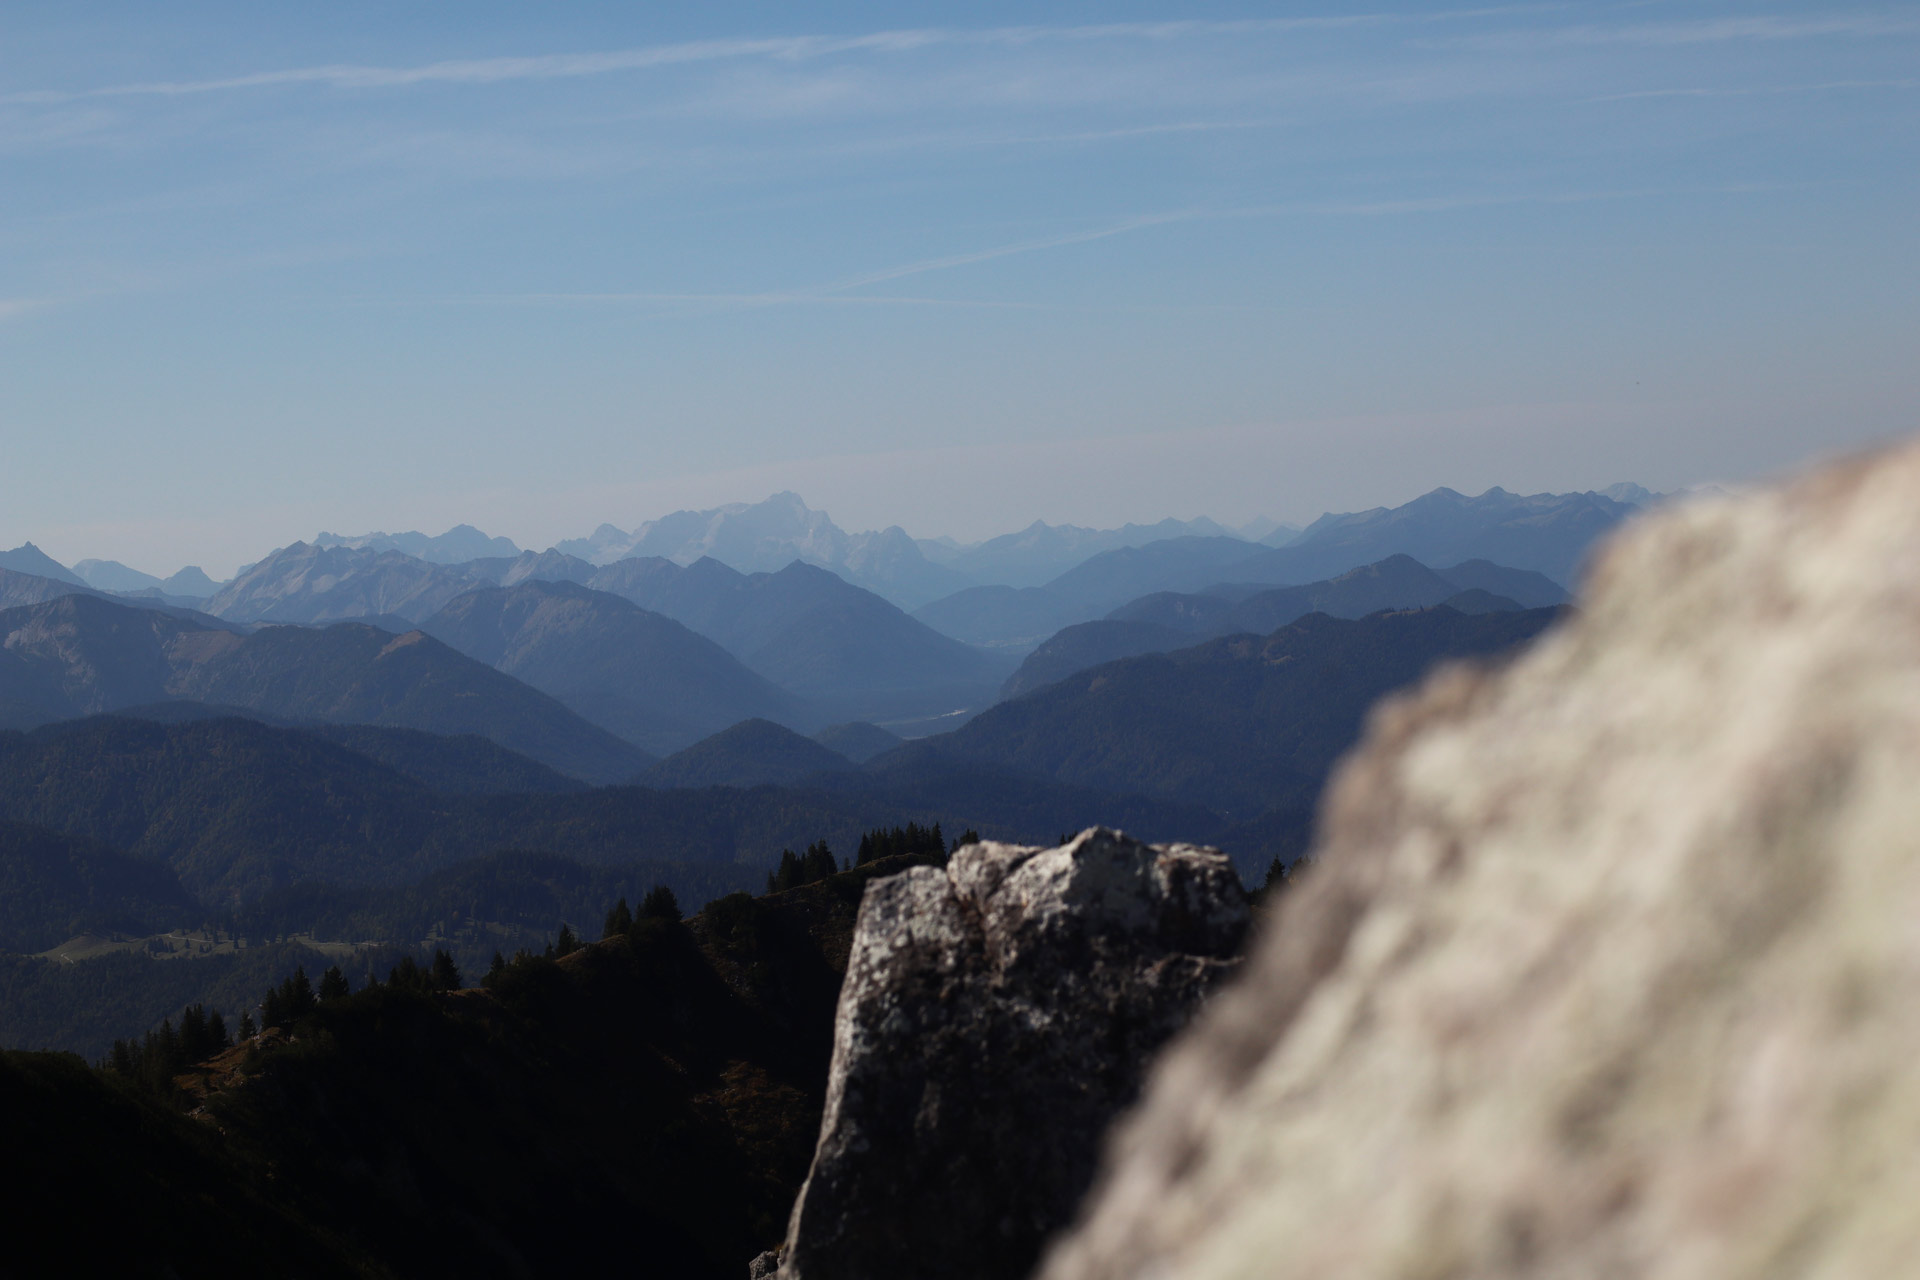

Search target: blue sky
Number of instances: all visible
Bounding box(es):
[2,2,1916,576]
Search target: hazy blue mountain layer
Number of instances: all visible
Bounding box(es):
[916,486,1605,650]
[420,579,800,754]
[913,537,1262,652]
[0,593,652,783]
[587,557,1012,726]
[557,492,972,610]
[0,543,85,586]
[941,604,1564,820]
[313,523,521,563]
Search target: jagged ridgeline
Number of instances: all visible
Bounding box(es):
[27,849,951,1278]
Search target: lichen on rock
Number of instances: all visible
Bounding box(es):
[776,827,1248,1280]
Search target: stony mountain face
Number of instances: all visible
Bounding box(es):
[773,829,1247,1280]
[205,541,482,624]
[1040,441,1920,1280]
[313,523,521,563]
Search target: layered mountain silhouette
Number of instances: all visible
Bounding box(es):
[0,543,84,587]
[196,542,1010,729]
[644,718,855,789]
[204,541,487,624]
[0,713,1214,905]
[73,560,221,598]
[418,579,799,754]
[1249,485,1638,585]
[1002,555,1560,699]
[914,537,1265,652]
[923,516,1249,589]
[0,593,651,783]
[313,523,521,563]
[555,493,972,609]
[587,557,1012,726]
[916,488,1626,651]
[940,604,1564,824]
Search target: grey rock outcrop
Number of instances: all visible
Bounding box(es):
[1040,439,1920,1280]
[777,828,1248,1280]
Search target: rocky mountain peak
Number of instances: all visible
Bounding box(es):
[773,828,1247,1280]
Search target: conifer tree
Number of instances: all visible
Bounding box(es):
[603,897,634,938]
[238,1011,256,1041]
[640,884,681,922]
[484,951,506,987]
[430,949,460,991]
[319,965,350,1001]
[554,923,580,957]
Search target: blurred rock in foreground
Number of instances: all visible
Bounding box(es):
[778,828,1248,1280]
[1042,440,1920,1280]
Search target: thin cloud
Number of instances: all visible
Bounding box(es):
[821,213,1199,292]
[400,181,1775,314]
[1441,12,1920,52]
[1586,77,1920,103]
[0,8,1559,106]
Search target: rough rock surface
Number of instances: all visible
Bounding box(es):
[777,828,1247,1280]
[1039,440,1920,1280]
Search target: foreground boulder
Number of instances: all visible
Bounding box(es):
[777,828,1247,1280]
[1041,440,1920,1279]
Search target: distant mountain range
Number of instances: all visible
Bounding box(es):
[587,557,1013,727]
[1002,555,1562,698]
[313,523,521,564]
[554,492,972,609]
[0,543,86,587]
[0,593,651,784]
[418,579,800,755]
[913,486,1637,652]
[937,603,1564,839]
[553,494,1291,607]
[72,560,220,598]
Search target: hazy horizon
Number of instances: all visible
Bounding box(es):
[5,2,1915,574]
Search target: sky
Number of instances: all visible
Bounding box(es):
[2,1,1916,577]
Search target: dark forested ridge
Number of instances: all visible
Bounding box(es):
[0,713,1214,909]
[944,605,1565,822]
[8,854,948,1278]
[646,717,855,789]
[0,820,197,952]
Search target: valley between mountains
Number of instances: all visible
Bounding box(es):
[0,481,1670,1275]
